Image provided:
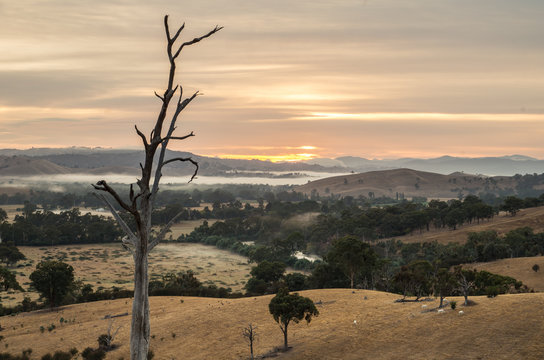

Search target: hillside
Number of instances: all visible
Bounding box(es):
[1,290,543,359]
[0,156,72,176]
[295,168,543,199]
[392,206,544,245]
[0,150,344,177]
[464,256,544,291]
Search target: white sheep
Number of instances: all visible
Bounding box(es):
[353,320,357,325]
[458,310,464,315]
[437,309,445,314]
[421,304,427,308]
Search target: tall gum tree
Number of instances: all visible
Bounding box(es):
[92,16,222,360]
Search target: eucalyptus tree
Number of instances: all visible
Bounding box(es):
[92,16,222,359]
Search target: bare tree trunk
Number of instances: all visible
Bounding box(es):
[131,247,150,359]
[93,16,222,360]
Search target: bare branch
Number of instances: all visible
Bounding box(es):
[149,210,185,251]
[173,26,223,59]
[93,180,136,215]
[151,89,198,196]
[92,193,137,247]
[164,15,172,41]
[171,22,185,43]
[135,125,149,148]
[160,157,199,182]
[161,131,194,143]
[154,91,164,102]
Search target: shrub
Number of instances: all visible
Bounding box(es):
[81,348,105,360]
[450,301,457,310]
[97,334,111,350]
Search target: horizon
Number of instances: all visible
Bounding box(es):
[1,1,544,161]
[1,146,543,163]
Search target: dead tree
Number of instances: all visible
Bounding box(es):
[242,323,258,360]
[92,15,222,360]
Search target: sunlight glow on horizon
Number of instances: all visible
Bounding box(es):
[212,152,318,163]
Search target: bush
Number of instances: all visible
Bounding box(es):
[81,348,105,360]
[97,334,111,350]
[450,301,457,310]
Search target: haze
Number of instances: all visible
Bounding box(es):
[1,0,544,161]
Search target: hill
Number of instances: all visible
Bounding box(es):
[0,149,345,177]
[295,168,524,199]
[1,289,542,359]
[0,156,72,176]
[391,206,544,245]
[3,148,544,177]
[464,256,544,292]
[306,154,544,176]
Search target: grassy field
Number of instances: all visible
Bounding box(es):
[3,243,252,307]
[167,219,218,239]
[464,256,544,291]
[0,289,542,359]
[392,206,544,244]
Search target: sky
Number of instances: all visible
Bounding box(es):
[1,0,544,161]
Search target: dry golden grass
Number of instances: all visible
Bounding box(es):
[0,289,542,359]
[394,206,544,245]
[2,204,24,222]
[464,256,544,291]
[167,219,218,239]
[4,243,252,307]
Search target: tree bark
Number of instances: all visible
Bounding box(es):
[130,246,150,359]
[283,325,289,349]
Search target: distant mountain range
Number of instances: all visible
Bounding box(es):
[303,155,544,176]
[0,147,543,177]
[0,148,345,177]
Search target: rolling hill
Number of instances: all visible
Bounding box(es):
[464,256,544,292]
[0,156,72,176]
[295,168,524,199]
[392,206,544,245]
[1,290,543,359]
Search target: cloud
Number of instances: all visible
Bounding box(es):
[1,0,544,159]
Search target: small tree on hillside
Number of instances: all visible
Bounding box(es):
[29,260,74,307]
[242,323,258,360]
[434,267,457,308]
[91,16,222,359]
[268,288,319,350]
[454,266,476,306]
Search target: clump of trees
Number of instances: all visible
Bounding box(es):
[391,260,528,303]
[0,207,122,246]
